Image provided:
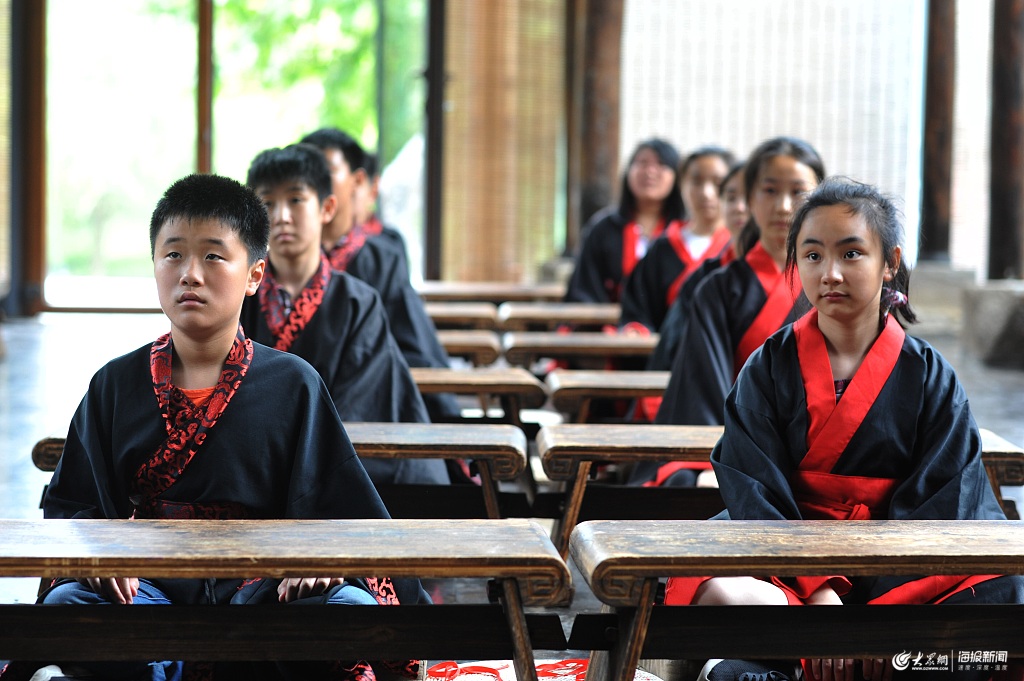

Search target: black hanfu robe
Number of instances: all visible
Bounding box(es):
[328,230,460,421]
[43,338,430,606]
[564,209,665,304]
[664,310,1020,611]
[240,264,449,486]
[361,214,410,271]
[628,243,807,485]
[619,223,731,333]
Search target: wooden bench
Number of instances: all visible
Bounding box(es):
[33,422,531,520]
[425,301,498,330]
[569,519,1024,681]
[502,332,659,368]
[410,367,548,431]
[545,370,669,423]
[536,424,1024,556]
[418,281,565,304]
[438,329,503,366]
[497,303,620,332]
[0,517,571,680]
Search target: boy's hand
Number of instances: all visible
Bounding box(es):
[80,577,139,604]
[277,577,345,602]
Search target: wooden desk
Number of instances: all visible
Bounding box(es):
[418,281,565,303]
[0,518,570,677]
[411,367,548,429]
[497,303,620,331]
[438,329,503,366]
[34,422,530,520]
[537,424,722,555]
[545,370,669,422]
[536,424,1024,555]
[570,519,1024,681]
[502,332,658,368]
[425,301,498,330]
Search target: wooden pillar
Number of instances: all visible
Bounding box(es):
[990,0,1024,280]
[197,0,213,174]
[15,0,46,314]
[919,0,955,262]
[578,0,623,239]
[564,0,587,256]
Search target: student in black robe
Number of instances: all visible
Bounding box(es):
[18,174,428,681]
[352,150,411,270]
[619,146,735,334]
[666,178,1024,681]
[631,137,826,486]
[564,139,684,304]
[301,128,459,421]
[242,144,448,486]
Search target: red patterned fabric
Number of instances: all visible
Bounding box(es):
[361,215,383,237]
[131,325,253,519]
[327,225,369,272]
[258,254,332,352]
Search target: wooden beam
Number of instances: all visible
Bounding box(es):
[990,0,1024,280]
[17,0,46,314]
[919,0,955,261]
[580,0,623,227]
[197,0,214,173]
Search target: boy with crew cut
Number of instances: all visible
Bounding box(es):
[241,143,449,486]
[13,174,428,681]
[300,128,460,422]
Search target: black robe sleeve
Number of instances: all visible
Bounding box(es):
[644,257,722,371]
[618,236,681,333]
[564,209,627,304]
[346,239,460,420]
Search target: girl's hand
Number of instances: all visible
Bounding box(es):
[277,577,345,602]
[80,577,139,604]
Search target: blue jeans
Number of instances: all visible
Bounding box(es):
[41,578,379,680]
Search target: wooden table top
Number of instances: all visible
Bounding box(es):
[418,281,565,303]
[425,302,499,330]
[0,518,570,605]
[545,369,669,412]
[502,332,658,366]
[496,303,620,331]
[571,519,1024,606]
[537,423,722,479]
[346,422,528,479]
[437,330,503,366]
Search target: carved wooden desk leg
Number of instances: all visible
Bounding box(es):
[500,578,540,681]
[553,461,592,558]
[477,461,502,519]
[586,578,657,681]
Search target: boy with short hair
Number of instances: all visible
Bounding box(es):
[241,143,449,485]
[300,128,460,422]
[24,173,427,681]
[351,151,411,269]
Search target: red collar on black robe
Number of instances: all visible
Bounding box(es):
[733,242,804,377]
[621,218,666,280]
[789,309,905,519]
[131,324,254,519]
[257,254,331,352]
[664,222,732,307]
[326,224,369,272]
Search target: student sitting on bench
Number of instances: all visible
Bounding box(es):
[18,174,429,681]
[242,143,450,486]
[666,178,1024,681]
